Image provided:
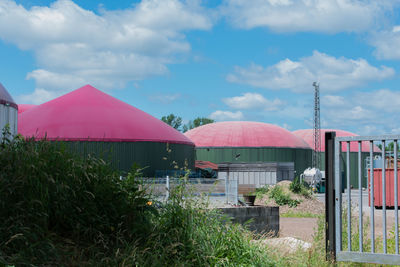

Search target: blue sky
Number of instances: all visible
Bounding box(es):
[1,0,400,135]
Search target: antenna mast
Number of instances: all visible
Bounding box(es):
[312,82,321,169]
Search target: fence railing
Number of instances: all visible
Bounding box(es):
[334,134,400,265]
[136,177,238,204]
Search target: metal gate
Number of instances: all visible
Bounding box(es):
[333,134,400,265]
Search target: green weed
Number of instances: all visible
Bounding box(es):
[290,177,312,198]
[269,185,300,208]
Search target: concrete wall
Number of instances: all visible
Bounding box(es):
[218,206,279,236]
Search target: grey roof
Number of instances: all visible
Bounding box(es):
[0,83,17,109]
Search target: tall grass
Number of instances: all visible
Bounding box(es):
[0,130,276,266]
[0,133,153,266]
[123,177,276,266]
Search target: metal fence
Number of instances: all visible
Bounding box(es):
[334,135,400,265]
[136,177,238,205]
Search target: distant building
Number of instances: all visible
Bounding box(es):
[185,121,312,176]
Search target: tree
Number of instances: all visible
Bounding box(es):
[161,114,182,131]
[183,117,214,132]
[377,141,400,152]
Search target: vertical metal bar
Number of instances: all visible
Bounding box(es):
[395,140,399,255]
[225,168,229,204]
[382,140,387,253]
[370,141,375,253]
[358,141,363,252]
[166,175,170,201]
[325,132,336,261]
[347,141,351,251]
[335,139,342,253]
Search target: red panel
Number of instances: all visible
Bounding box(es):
[18,85,194,145]
[292,129,380,152]
[195,160,218,170]
[369,169,400,208]
[184,121,310,148]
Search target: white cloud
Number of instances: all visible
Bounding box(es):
[227,51,394,93]
[223,92,283,111]
[322,89,400,134]
[0,0,212,102]
[17,88,61,104]
[354,89,400,112]
[209,110,244,121]
[221,0,393,33]
[371,26,400,60]
[322,95,346,107]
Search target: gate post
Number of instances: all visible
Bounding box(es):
[325,131,336,261]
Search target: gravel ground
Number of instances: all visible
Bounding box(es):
[255,181,325,216]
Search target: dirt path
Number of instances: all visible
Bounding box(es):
[278,209,397,244]
[279,217,319,242]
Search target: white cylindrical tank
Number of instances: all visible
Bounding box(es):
[301,167,322,185]
[0,83,18,139]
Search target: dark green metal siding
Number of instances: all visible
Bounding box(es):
[195,147,312,177]
[318,151,370,189]
[64,141,195,177]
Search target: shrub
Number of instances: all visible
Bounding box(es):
[127,179,276,266]
[255,185,270,198]
[269,186,300,208]
[290,177,312,198]
[0,134,153,265]
[0,128,276,266]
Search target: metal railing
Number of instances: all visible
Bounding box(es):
[334,135,400,265]
[136,177,238,204]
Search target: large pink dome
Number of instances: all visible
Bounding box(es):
[292,129,380,152]
[18,104,36,114]
[18,85,194,145]
[185,121,310,148]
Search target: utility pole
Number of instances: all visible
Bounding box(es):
[312,82,321,169]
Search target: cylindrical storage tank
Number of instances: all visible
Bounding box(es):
[0,83,18,139]
[184,121,312,176]
[18,85,195,176]
[292,129,380,188]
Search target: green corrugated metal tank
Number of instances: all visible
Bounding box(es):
[292,129,380,188]
[184,121,312,176]
[18,85,195,176]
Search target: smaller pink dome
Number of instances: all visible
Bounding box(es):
[292,129,380,152]
[185,121,311,148]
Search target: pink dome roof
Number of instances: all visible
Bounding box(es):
[184,121,311,148]
[18,85,194,145]
[292,129,380,152]
[18,104,37,114]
